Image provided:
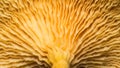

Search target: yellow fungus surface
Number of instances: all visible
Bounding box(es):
[0,0,120,68]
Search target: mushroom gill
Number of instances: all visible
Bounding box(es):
[0,0,120,68]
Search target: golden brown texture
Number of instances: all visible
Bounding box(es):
[0,0,120,68]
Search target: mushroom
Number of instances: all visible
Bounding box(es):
[0,0,120,68]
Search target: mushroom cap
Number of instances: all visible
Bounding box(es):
[0,0,120,68]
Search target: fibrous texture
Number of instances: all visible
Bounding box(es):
[0,0,120,68]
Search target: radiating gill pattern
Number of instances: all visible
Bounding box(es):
[0,0,120,68]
